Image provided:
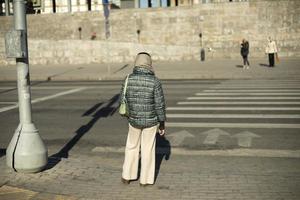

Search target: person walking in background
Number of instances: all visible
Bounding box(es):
[240,38,250,69]
[265,37,278,67]
[120,52,166,186]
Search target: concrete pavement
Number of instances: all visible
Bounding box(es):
[0,58,300,81]
[1,151,300,200]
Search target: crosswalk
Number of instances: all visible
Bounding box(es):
[166,79,300,129]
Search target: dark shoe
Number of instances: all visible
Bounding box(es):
[121,178,130,185]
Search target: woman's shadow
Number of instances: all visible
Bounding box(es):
[0,148,6,158]
[155,134,171,182]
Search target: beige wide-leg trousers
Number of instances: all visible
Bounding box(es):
[122,123,158,184]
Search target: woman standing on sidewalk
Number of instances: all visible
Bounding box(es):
[240,38,250,69]
[119,52,166,186]
[265,37,278,67]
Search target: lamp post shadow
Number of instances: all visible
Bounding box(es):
[0,148,6,158]
[45,94,120,170]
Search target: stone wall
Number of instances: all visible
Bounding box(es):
[0,0,299,65]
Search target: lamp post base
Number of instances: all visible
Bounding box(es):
[6,123,48,173]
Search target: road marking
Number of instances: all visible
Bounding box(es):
[0,87,86,113]
[212,86,300,89]
[31,86,88,90]
[31,87,86,104]
[201,128,230,145]
[204,89,300,92]
[0,102,17,105]
[212,83,300,85]
[216,82,300,84]
[0,105,19,113]
[178,101,300,105]
[166,122,300,129]
[213,82,300,85]
[195,92,300,96]
[0,86,81,90]
[91,147,300,158]
[0,86,117,90]
[167,107,300,110]
[0,87,16,90]
[167,130,195,146]
[187,97,300,100]
[232,131,261,147]
[167,114,300,119]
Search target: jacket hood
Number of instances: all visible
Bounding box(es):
[133,66,155,75]
[134,53,154,72]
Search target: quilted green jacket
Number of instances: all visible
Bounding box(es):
[119,67,166,129]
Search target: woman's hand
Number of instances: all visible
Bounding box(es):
[158,129,165,136]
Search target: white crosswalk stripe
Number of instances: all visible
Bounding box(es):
[203,89,300,92]
[167,80,300,129]
[178,101,300,105]
[167,107,300,110]
[188,97,300,100]
[195,92,300,95]
[167,114,300,119]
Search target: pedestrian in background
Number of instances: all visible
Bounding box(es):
[240,38,250,69]
[119,52,166,186]
[265,37,278,67]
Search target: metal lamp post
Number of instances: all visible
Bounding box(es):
[5,0,47,173]
[5,0,10,16]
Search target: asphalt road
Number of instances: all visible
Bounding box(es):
[0,79,300,158]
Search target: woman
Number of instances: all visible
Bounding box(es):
[241,39,250,69]
[265,37,278,67]
[119,52,166,186]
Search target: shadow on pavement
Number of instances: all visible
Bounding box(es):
[113,64,130,74]
[0,148,6,158]
[0,67,84,95]
[45,67,84,81]
[0,79,51,95]
[155,134,171,183]
[259,63,270,67]
[45,93,120,170]
[236,65,244,68]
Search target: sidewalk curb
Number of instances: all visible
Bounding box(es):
[1,58,300,81]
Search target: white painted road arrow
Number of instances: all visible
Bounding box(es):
[232,131,261,147]
[201,128,230,145]
[167,130,195,146]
